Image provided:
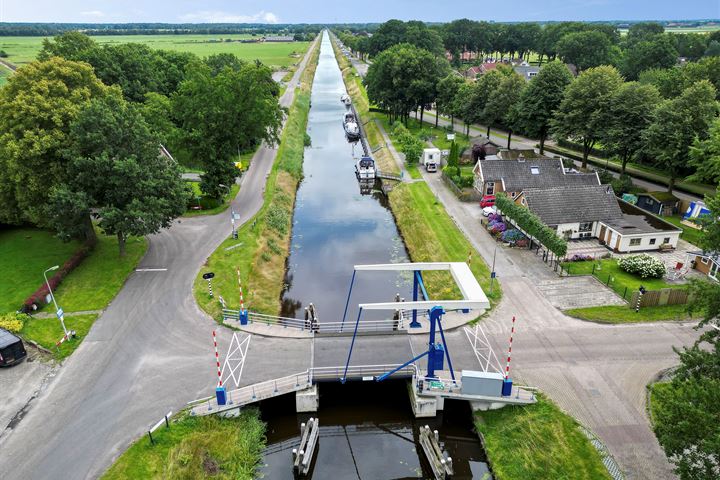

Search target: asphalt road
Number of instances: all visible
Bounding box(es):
[0,36,319,480]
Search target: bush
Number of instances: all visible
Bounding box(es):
[21,241,94,312]
[501,229,524,243]
[611,174,633,196]
[303,132,312,147]
[495,193,568,257]
[0,312,28,333]
[618,253,666,278]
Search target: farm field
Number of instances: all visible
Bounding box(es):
[0,34,310,68]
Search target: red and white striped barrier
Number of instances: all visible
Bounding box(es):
[237,267,245,313]
[213,330,222,387]
[504,316,515,381]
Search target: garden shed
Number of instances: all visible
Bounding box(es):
[635,192,680,216]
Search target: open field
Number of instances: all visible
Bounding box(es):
[102,410,265,480]
[0,35,310,68]
[475,395,612,480]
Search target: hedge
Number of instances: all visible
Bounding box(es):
[495,193,568,257]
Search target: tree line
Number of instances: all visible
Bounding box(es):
[0,32,286,255]
[0,23,322,36]
[346,19,720,193]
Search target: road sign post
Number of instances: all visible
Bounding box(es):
[203,272,215,298]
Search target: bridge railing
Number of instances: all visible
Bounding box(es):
[223,308,408,334]
[311,363,417,381]
[225,371,313,407]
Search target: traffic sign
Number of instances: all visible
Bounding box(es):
[202,272,215,280]
[56,308,64,318]
[490,272,496,279]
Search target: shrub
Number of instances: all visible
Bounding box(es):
[618,253,666,278]
[569,254,594,262]
[303,132,312,147]
[21,241,94,312]
[495,193,568,257]
[265,205,289,234]
[501,229,524,243]
[0,312,28,333]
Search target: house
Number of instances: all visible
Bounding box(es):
[513,65,541,81]
[598,200,681,252]
[463,66,483,79]
[461,136,498,163]
[508,185,682,251]
[472,157,599,197]
[688,251,720,280]
[635,192,680,216]
[515,185,622,240]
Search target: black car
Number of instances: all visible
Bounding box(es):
[0,328,27,367]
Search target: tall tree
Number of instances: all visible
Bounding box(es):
[37,31,97,61]
[621,34,678,80]
[514,60,573,154]
[435,74,465,128]
[556,30,616,73]
[205,53,245,76]
[552,65,623,168]
[173,60,283,198]
[48,94,188,256]
[0,57,109,231]
[483,72,526,148]
[600,82,661,173]
[469,68,509,137]
[643,80,718,192]
[689,117,720,184]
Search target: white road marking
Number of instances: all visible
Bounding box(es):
[135,268,168,272]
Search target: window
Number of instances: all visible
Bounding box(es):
[629,238,641,246]
[579,222,592,232]
[521,198,527,205]
[701,257,710,265]
[486,182,495,195]
[528,72,538,78]
[663,237,670,244]
[530,166,540,175]
[649,238,656,245]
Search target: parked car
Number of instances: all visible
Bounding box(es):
[482,206,497,217]
[480,195,495,208]
[0,328,27,367]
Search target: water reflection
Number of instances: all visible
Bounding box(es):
[280,31,412,320]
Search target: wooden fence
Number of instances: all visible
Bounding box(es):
[630,288,690,308]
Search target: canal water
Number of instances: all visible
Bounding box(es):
[258,380,493,479]
[280,31,411,321]
[262,31,493,480]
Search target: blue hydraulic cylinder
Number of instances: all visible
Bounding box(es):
[216,386,227,406]
[431,343,445,372]
[410,271,421,328]
[501,379,513,397]
[239,310,249,325]
[426,306,444,378]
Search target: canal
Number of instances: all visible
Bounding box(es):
[280,30,411,322]
[262,31,493,479]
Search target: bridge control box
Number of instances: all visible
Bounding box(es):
[461,370,504,397]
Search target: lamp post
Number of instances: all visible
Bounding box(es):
[44,265,69,337]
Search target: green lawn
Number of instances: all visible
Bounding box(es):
[475,394,611,480]
[563,258,684,299]
[0,228,81,313]
[102,410,265,480]
[21,314,98,360]
[565,303,698,324]
[389,182,501,306]
[52,233,147,312]
[374,114,470,152]
[661,215,703,247]
[406,163,423,179]
[0,35,310,68]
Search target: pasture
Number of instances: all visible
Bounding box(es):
[0,34,310,68]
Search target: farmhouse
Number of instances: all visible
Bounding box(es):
[508,185,682,251]
[472,156,599,197]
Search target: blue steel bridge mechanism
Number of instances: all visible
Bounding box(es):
[339,262,490,384]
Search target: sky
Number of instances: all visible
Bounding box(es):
[0,0,718,24]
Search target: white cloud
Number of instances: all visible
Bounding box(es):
[179,10,280,24]
[80,10,105,18]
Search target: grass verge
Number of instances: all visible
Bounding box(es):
[53,233,147,312]
[184,183,241,217]
[475,394,612,480]
[102,410,265,480]
[193,39,319,319]
[20,314,97,361]
[331,36,400,176]
[389,182,501,306]
[565,303,698,324]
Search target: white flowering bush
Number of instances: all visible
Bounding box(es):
[618,254,666,278]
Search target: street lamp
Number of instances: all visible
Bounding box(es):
[44,265,69,338]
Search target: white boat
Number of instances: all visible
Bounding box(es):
[356,156,375,180]
[343,112,361,142]
[340,93,352,106]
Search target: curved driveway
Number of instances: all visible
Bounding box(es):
[0,37,319,480]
